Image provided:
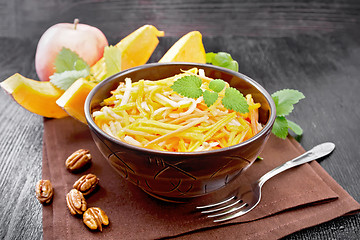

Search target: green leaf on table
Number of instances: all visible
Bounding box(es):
[54,47,89,73]
[272,89,305,116]
[222,87,249,113]
[171,75,203,99]
[272,116,289,139]
[287,119,304,135]
[50,69,89,90]
[104,45,122,78]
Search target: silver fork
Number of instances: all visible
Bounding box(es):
[196,142,336,222]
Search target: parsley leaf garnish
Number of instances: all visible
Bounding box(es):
[171,75,249,113]
[206,52,239,72]
[171,75,203,98]
[271,89,305,139]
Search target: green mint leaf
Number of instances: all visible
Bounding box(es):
[203,90,218,107]
[171,75,250,113]
[74,59,88,71]
[205,52,217,64]
[272,116,289,139]
[221,87,249,113]
[272,89,305,116]
[54,47,89,73]
[209,79,226,93]
[213,52,233,67]
[224,60,239,72]
[206,52,239,72]
[104,45,122,78]
[287,119,303,135]
[272,95,279,108]
[171,75,203,99]
[50,69,89,90]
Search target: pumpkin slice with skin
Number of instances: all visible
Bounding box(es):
[158,31,206,63]
[60,25,164,123]
[91,25,164,81]
[0,73,67,118]
[56,78,96,124]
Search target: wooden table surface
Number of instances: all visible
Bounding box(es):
[1,0,359,239]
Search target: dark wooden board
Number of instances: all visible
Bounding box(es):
[0,1,359,239]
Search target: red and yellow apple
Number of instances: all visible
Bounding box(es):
[35,19,108,81]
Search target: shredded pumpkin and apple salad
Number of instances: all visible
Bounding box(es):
[92,68,262,152]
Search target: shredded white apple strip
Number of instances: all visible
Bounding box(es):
[120,78,132,106]
[93,68,262,152]
[144,115,208,147]
[124,136,142,146]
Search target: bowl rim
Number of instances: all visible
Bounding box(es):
[84,62,276,156]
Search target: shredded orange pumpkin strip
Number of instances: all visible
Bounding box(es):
[92,68,262,152]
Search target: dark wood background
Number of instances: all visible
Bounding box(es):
[1,0,360,239]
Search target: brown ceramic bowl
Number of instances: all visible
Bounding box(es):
[85,62,276,202]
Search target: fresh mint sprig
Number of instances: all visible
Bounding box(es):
[171,75,249,114]
[271,89,305,139]
[50,47,90,90]
[207,51,305,139]
[50,46,122,90]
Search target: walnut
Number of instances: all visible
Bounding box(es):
[66,189,87,215]
[83,207,109,231]
[35,180,54,204]
[65,149,92,172]
[73,173,99,196]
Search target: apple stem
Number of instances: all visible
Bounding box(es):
[74,18,79,30]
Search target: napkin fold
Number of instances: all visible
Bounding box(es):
[42,117,360,240]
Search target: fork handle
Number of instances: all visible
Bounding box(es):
[257,142,335,187]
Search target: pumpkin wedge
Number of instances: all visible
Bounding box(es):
[0,73,67,118]
[158,31,206,63]
[59,25,164,123]
[91,25,164,81]
[56,78,96,124]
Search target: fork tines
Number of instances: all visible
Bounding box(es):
[196,196,248,222]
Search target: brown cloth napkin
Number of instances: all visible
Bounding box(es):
[42,117,360,240]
